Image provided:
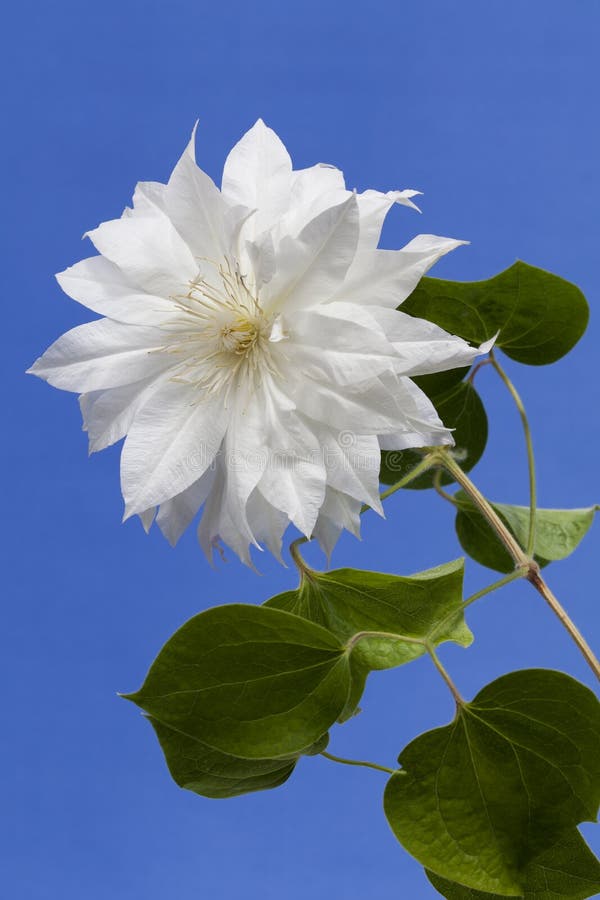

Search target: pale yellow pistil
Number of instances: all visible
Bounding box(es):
[219,317,261,356]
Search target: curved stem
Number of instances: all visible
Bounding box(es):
[426,644,464,705]
[429,568,527,644]
[436,448,600,682]
[490,350,537,556]
[289,536,314,581]
[468,357,492,384]
[437,448,528,566]
[368,452,438,509]
[433,468,458,506]
[462,568,527,612]
[320,750,399,776]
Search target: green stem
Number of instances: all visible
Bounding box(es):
[374,452,438,507]
[433,468,458,506]
[468,357,492,384]
[426,644,464,705]
[437,448,528,566]
[320,750,399,776]
[527,567,600,681]
[289,536,314,581]
[436,448,600,683]
[490,350,537,556]
[429,569,527,644]
[462,568,527,611]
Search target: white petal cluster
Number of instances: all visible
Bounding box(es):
[30,120,487,564]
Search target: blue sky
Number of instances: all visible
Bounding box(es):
[3,1,599,897]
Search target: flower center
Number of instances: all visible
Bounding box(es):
[219,316,261,355]
[166,258,282,399]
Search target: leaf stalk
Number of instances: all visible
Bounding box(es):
[320,750,399,776]
[490,350,538,556]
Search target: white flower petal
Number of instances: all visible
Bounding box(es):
[56,256,178,326]
[80,368,171,453]
[197,459,259,567]
[214,390,274,548]
[339,235,468,309]
[245,230,276,288]
[257,461,326,540]
[130,181,168,214]
[121,382,227,517]
[85,205,198,298]
[273,163,348,238]
[165,126,230,260]
[371,308,486,377]
[138,507,156,533]
[312,489,362,560]
[28,319,171,392]
[288,371,406,436]
[222,119,292,239]
[156,466,216,546]
[252,390,327,538]
[264,194,359,315]
[245,488,289,562]
[377,375,453,449]
[283,302,397,386]
[305,420,382,512]
[290,163,346,212]
[355,189,422,251]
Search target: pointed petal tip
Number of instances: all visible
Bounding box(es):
[371,498,385,518]
[122,505,135,524]
[186,120,200,160]
[389,190,423,213]
[479,332,499,354]
[26,359,47,380]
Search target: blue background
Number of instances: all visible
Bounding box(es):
[3,1,599,897]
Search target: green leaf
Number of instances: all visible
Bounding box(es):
[265,559,471,721]
[413,366,471,397]
[426,829,600,899]
[124,604,351,761]
[384,670,600,896]
[146,716,298,799]
[454,492,599,573]
[402,262,589,365]
[144,721,329,800]
[380,379,488,489]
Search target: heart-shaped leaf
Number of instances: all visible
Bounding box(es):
[265,560,470,720]
[384,669,600,896]
[401,262,589,365]
[426,829,600,899]
[454,492,598,573]
[124,604,351,761]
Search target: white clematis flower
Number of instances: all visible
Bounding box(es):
[29,119,488,565]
